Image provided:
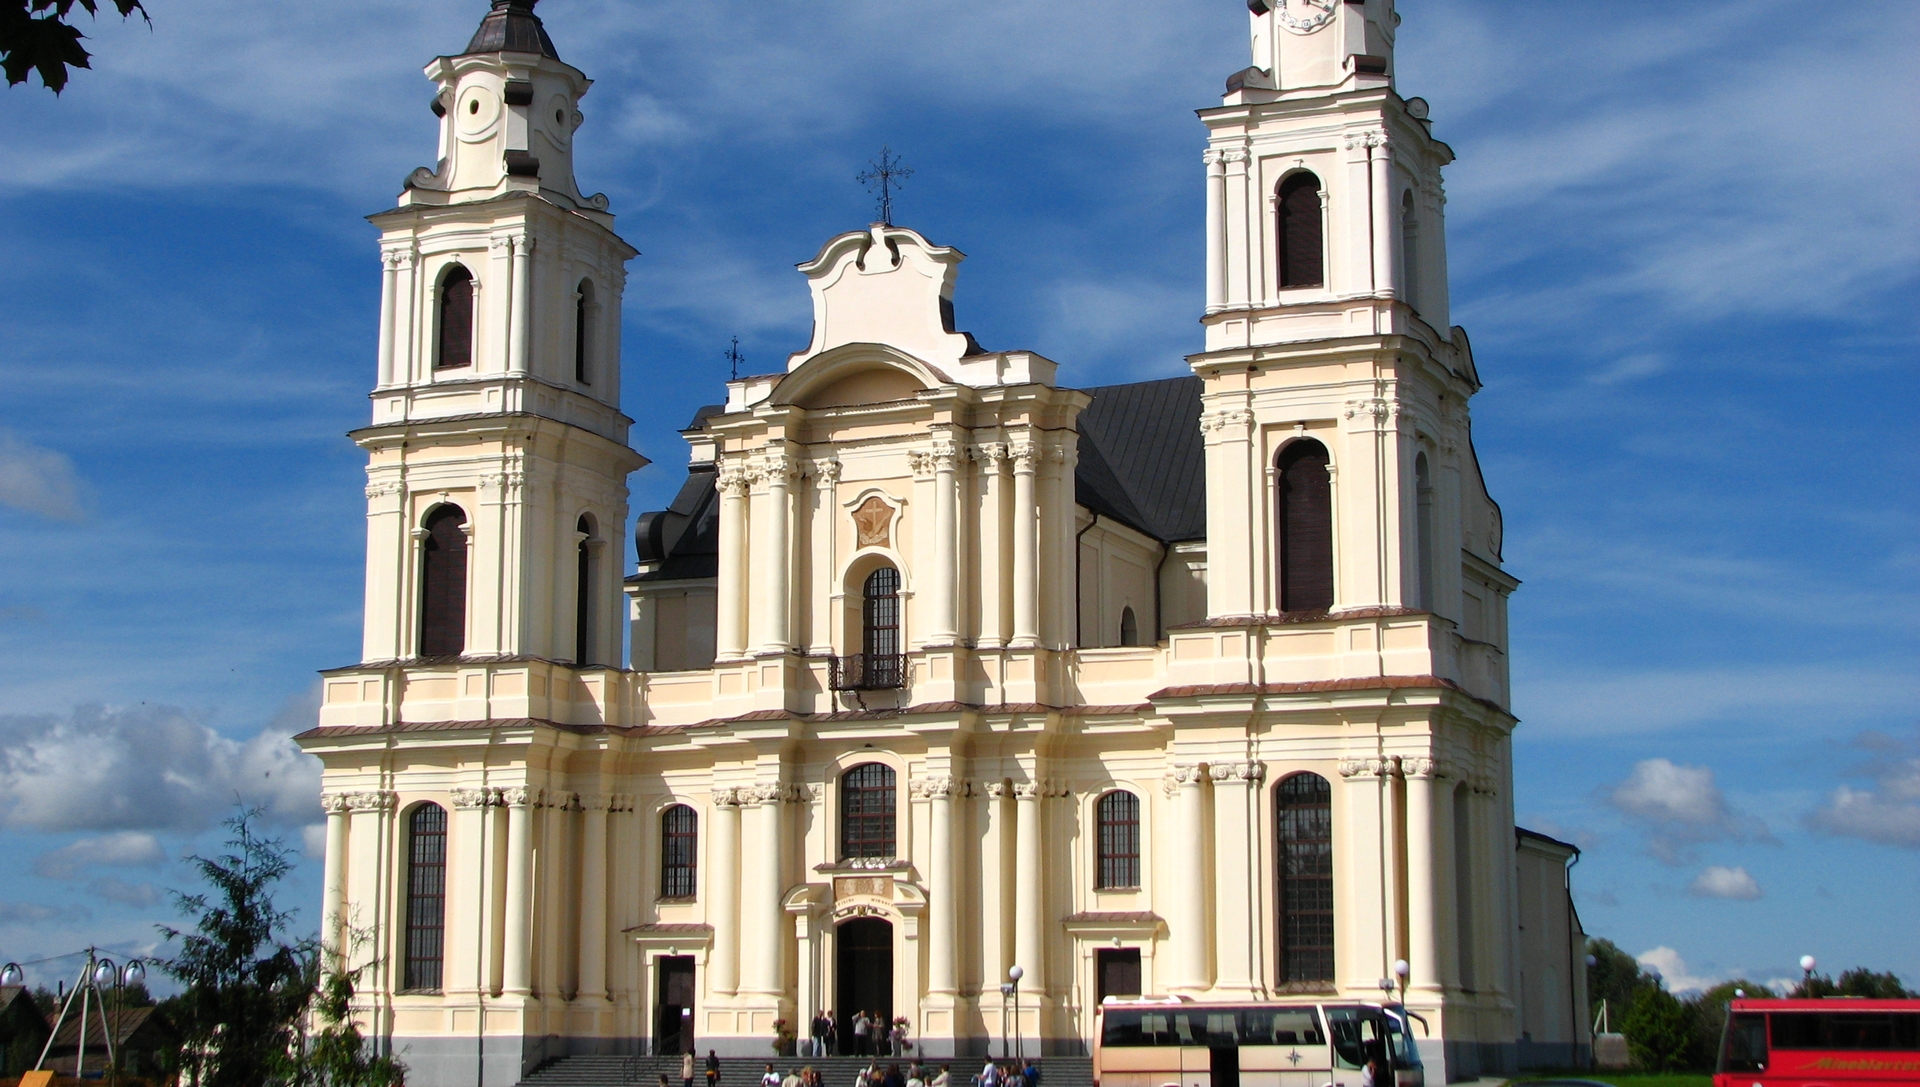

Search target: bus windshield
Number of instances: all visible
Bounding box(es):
[1325,1007,1420,1070]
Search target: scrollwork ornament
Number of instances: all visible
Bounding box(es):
[451,787,495,810]
[499,786,536,808]
[322,793,354,815]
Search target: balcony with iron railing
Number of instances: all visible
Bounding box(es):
[828,652,906,692]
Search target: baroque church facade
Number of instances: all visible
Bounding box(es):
[297,2,1590,1085]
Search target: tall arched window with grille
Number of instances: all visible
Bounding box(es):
[575,514,595,665]
[1276,440,1334,612]
[436,265,474,370]
[403,803,448,991]
[861,566,902,687]
[419,505,468,657]
[574,278,594,385]
[1095,790,1140,889]
[660,804,698,899]
[840,762,897,860]
[1277,173,1325,289]
[1275,772,1334,983]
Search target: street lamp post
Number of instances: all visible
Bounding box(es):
[1800,955,1817,997]
[1009,966,1025,1061]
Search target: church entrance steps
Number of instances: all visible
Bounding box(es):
[517,1055,1093,1087]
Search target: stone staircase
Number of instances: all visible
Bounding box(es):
[518,1055,1094,1087]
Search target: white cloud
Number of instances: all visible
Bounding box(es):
[1806,730,1920,848]
[0,901,90,925]
[1607,758,1773,864]
[87,877,161,908]
[302,823,327,861]
[1688,865,1762,901]
[0,430,86,522]
[0,704,321,834]
[1636,946,1720,996]
[33,831,166,880]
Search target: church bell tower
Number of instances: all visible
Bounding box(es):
[352,0,645,681]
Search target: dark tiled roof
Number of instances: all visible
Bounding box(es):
[1074,376,1207,543]
[633,376,1208,579]
[463,0,560,60]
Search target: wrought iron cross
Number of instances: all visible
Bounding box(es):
[857,146,914,226]
[724,336,744,380]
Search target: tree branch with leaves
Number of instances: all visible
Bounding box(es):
[2,0,147,92]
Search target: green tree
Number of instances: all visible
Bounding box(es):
[156,807,315,1087]
[292,965,406,1087]
[1623,984,1692,1072]
[1586,937,1654,1031]
[1,0,146,92]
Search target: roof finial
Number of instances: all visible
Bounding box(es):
[857,146,914,227]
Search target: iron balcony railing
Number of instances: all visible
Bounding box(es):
[829,652,906,691]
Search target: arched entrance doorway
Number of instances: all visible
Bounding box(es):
[835,917,894,1055]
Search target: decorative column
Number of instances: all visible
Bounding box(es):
[921,777,959,995]
[1165,766,1210,992]
[1200,409,1256,618]
[509,233,533,375]
[501,786,536,996]
[973,445,1008,649]
[741,783,786,995]
[1211,762,1264,995]
[376,252,401,388]
[760,455,795,654]
[488,236,514,374]
[577,794,610,1003]
[931,439,960,644]
[1368,133,1397,299]
[1224,147,1251,308]
[448,787,497,997]
[708,789,743,994]
[1010,440,1040,648]
[1014,780,1046,1048]
[1337,757,1396,988]
[1404,758,1441,996]
[811,460,841,655]
[538,790,573,998]
[320,793,351,964]
[715,467,750,660]
[1204,149,1228,312]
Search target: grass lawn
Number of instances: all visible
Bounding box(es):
[1514,1074,1713,1087]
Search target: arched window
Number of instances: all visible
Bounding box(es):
[1095,790,1140,889]
[1414,452,1434,611]
[1275,772,1334,983]
[1276,440,1334,612]
[403,803,448,991]
[861,566,902,687]
[575,514,594,665]
[660,804,698,899]
[840,762,897,860]
[1119,606,1139,648]
[1277,173,1325,289]
[574,278,594,385]
[419,505,468,657]
[1400,190,1419,311]
[436,265,474,370]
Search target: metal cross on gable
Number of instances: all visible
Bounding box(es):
[857,146,914,226]
[724,336,743,380]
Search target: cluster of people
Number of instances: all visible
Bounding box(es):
[805,1010,909,1057]
[971,1059,1040,1087]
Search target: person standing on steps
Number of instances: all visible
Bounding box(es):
[706,1050,722,1087]
[683,1051,696,1087]
[930,1065,951,1087]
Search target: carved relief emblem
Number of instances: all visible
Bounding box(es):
[853,496,893,548]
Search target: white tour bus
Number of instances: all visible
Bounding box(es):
[1092,997,1425,1087]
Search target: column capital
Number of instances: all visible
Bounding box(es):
[1010,440,1040,472]
[717,465,752,498]
[577,792,612,812]
[713,787,748,809]
[814,458,842,487]
[322,792,355,815]
[344,790,395,813]
[451,787,497,810]
[1401,756,1455,781]
[1013,781,1044,801]
[500,785,537,809]
[1210,760,1266,784]
[971,442,1009,471]
[983,780,1009,799]
[1163,764,1206,796]
[745,782,785,806]
[910,776,958,800]
[1338,757,1391,780]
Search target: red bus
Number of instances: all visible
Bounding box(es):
[1716,999,1920,1087]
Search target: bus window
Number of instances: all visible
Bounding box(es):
[1242,1007,1325,1046]
[1326,1008,1383,1070]
[1720,1013,1767,1073]
[1771,1011,1920,1050]
[1100,1009,1175,1047]
[1385,1014,1422,1069]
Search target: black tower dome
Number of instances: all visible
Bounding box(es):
[463,0,560,60]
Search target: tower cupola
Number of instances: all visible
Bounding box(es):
[401,0,609,221]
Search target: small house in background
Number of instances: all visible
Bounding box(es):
[0,986,52,1078]
[40,1004,177,1079]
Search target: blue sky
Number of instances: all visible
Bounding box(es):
[0,0,1914,996]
